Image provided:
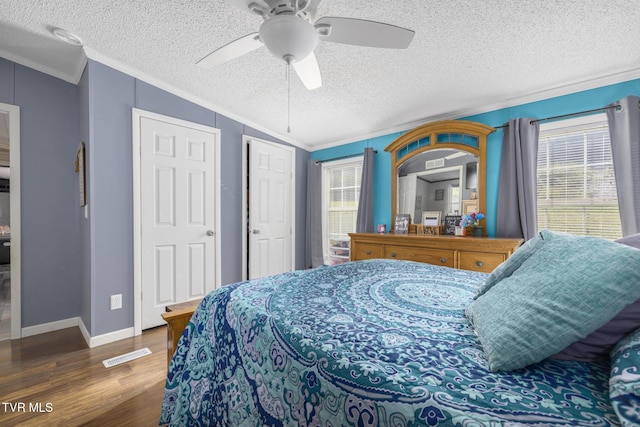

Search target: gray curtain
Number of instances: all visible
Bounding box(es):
[305,159,324,268]
[496,118,540,240]
[607,96,640,236]
[356,147,375,233]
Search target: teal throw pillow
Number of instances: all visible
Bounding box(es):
[465,230,640,372]
[474,231,544,299]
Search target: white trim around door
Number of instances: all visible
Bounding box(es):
[0,102,22,339]
[241,135,296,281]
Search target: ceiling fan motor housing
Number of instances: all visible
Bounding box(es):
[259,14,318,62]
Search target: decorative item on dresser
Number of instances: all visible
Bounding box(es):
[349,233,523,273]
[444,214,462,235]
[394,214,411,234]
[416,224,440,235]
[461,211,485,236]
[421,210,441,226]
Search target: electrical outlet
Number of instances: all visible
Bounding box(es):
[110,294,122,310]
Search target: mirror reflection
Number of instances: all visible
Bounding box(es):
[397,149,478,224]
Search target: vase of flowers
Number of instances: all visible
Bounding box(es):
[461,212,485,236]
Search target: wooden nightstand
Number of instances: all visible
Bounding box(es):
[161,299,202,366]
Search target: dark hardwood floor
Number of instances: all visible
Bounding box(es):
[0,325,168,426]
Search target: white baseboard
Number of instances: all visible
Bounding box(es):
[78,318,134,347]
[21,317,79,337]
[78,317,91,346]
[23,317,135,348]
[87,326,135,348]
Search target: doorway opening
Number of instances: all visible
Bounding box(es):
[0,126,9,340]
[0,103,21,340]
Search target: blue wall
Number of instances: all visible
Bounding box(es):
[311,79,640,236]
[85,61,137,335]
[0,58,82,328]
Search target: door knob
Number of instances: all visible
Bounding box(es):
[252,229,261,234]
[206,230,215,236]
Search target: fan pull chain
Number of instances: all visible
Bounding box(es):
[287,62,291,133]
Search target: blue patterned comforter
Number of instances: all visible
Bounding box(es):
[160,259,618,426]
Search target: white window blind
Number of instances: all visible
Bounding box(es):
[322,158,363,265]
[537,114,622,240]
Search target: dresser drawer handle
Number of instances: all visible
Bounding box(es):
[440,258,447,263]
[366,250,372,255]
[390,252,397,258]
[476,261,484,267]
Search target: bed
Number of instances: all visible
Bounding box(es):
[159,231,640,426]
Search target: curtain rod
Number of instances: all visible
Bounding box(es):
[314,150,377,164]
[495,104,619,129]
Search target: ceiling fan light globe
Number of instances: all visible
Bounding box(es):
[259,15,318,62]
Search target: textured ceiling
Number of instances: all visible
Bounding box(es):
[1,1,639,150]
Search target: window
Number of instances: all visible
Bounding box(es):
[322,157,363,265]
[448,184,460,215]
[537,114,621,239]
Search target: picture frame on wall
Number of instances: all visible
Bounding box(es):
[75,142,86,207]
[434,188,444,201]
[394,214,411,234]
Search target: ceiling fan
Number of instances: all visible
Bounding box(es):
[197,0,415,90]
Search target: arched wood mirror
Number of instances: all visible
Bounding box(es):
[385,120,495,234]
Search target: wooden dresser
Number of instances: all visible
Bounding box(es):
[349,233,522,273]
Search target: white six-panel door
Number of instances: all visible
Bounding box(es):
[249,139,293,279]
[139,115,218,329]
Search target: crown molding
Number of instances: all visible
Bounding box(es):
[83,48,310,152]
[310,67,640,152]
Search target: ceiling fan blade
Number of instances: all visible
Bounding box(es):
[197,33,263,68]
[292,52,322,90]
[314,17,415,49]
[228,0,270,16]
